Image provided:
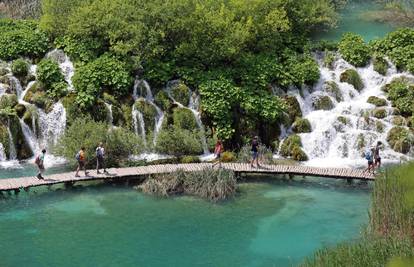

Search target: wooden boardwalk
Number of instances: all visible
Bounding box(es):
[0,163,375,192]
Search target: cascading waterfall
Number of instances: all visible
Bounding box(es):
[0,143,6,161]
[132,105,147,147]
[19,118,39,154]
[6,123,17,160]
[104,103,114,128]
[285,53,413,167]
[132,78,164,145]
[46,49,75,91]
[37,102,67,149]
[19,80,36,103]
[8,75,23,99]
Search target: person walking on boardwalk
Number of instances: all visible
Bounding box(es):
[96,142,107,174]
[75,147,89,177]
[212,140,224,168]
[35,149,46,180]
[250,136,261,168]
[374,141,383,169]
[364,147,375,174]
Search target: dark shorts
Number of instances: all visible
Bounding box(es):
[78,161,85,168]
[375,157,381,163]
[216,153,221,159]
[368,160,374,165]
[252,151,258,160]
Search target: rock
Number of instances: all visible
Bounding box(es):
[280,134,308,161]
[312,95,334,111]
[376,121,385,133]
[283,95,302,124]
[372,108,387,119]
[0,94,18,109]
[324,81,343,102]
[334,116,350,132]
[373,56,388,76]
[292,118,312,133]
[170,82,191,106]
[367,96,387,107]
[340,69,364,91]
[14,104,26,118]
[386,126,413,154]
[323,50,336,70]
[392,116,406,126]
[291,146,308,161]
[0,67,8,76]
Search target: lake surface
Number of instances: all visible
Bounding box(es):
[0,170,370,267]
[313,0,395,41]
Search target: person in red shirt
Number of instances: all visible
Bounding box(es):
[212,140,224,168]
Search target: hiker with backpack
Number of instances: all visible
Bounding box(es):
[364,147,375,174]
[35,149,46,180]
[96,142,107,174]
[250,136,261,168]
[75,147,89,177]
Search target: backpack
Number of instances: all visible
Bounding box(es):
[34,155,41,165]
[365,151,372,161]
[96,147,103,158]
[75,151,81,161]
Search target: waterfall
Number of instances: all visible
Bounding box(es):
[132,105,147,148]
[46,49,75,91]
[104,103,114,128]
[289,53,414,167]
[19,119,39,154]
[19,80,36,103]
[166,81,209,154]
[8,75,23,99]
[6,123,17,160]
[37,102,67,148]
[0,143,6,161]
[133,79,153,101]
[151,103,164,146]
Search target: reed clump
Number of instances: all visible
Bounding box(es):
[138,169,237,202]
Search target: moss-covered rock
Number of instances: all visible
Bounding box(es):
[356,133,365,151]
[367,96,387,107]
[221,151,237,162]
[408,116,414,129]
[324,81,343,102]
[283,95,302,124]
[8,114,32,159]
[121,104,133,131]
[372,108,387,119]
[61,93,81,126]
[170,82,190,106]
[0,67,8,76]
[337,116,350,125]
[14,104,26,118]
[134,98,158,133]
[180,155,201,163]
[340,69,364,91]
[292,118,312,133]
[280,134,308,161]
[392,116,406,126]
[386,126,413,154]
[312,95,334,111]
[0,122,10,158]
[173,108,197,131]
[334,116,350,132]
[102,92,119,106]
[155,90,172,111]
[323,50,336,69]
[291,146,308,161]
[11,58,28,78]
[373,55,388,76]
[0,94,18,109]
[376,121,385,133]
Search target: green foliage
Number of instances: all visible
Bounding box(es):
[155,126,203,157]
[386,78,414,117]
[323,49,336,69]
[392,116,406,126]
[338,33,371,67]
[312,95,334,111]
[0,19,49,60]
[0,94,18,109]
[11,58,28,77]
[283,95,302,124]
[387,126,413,154]
[180,156,200,164]
[373,55,388,75]
[72,54,133,108]
[324,81,343,102]
[280,134,308,161]
[340,69,364,91]
[134,99,158,134]
[155,91,172,111]
[221,151,236,163]
[55,117,142,167]
[367,96,387,107]
[372,108,388,119]
[170,82,190,106]
[173,108,197,131]
[292,118,312,133]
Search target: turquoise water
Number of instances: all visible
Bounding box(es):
[0,174,370,267]
[313,0,395,41]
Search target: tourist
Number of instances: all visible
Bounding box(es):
[75,147,89,177]
[364,147,375,174]
[96,142,107,174]
[35,149,46,180]
[374,141,383,169]
[212,140,224,168]
[250,136,261,168]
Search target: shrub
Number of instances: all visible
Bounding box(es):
[291,146,308,161]
[54,117,143,167]
[312,95,334,110]
[155,90,172,111]
[0,19,49,60]
[373,55,388,75]
[386,78,414,117]
[155,126,203,157]
[11,58,28,77]
[367,96,387,107]
[138,169,237,202]
[72,54,133,108]
[170,82,190,106]
[0,94,18,109]
[292,118,312,133]
[36,59,65,88]
[386,126,413,154]
[221,151,236,162]
[180,155,201,164]
[283,95,302,124]
[338,33,371,67]
[173,108,197,131]
[340,69,364,91]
